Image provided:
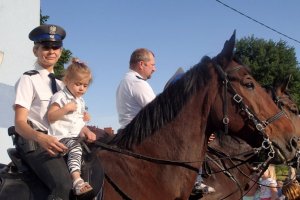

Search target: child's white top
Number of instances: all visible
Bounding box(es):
[48,87,86,140]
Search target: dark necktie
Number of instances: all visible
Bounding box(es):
[48,73,58,94]
[136,75,145,81]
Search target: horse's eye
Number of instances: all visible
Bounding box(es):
[292,110,299,115]
[245,82,254,89]
[290,108,299,115]
[278,101,284,108]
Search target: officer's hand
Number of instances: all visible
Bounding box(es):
[36,132,68,156]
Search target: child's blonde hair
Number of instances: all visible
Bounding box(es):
[268,165,277,180]
[263,165,277,180]
[63,57,92,84]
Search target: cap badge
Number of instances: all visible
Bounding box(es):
[49,26,57,34]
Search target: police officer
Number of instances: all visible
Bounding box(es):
[14,24,71,200]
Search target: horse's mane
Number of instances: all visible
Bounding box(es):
[110,56,214,148]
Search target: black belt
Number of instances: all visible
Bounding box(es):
[16,130,47,153]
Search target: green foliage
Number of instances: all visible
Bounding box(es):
[54,49,72,79]
[40,11,49,25]
[40,10,72,79]
[275,165,289,181]
[236,35,300,106]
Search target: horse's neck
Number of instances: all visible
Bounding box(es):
[136,87,217,161]
[204,138,255,200]
[208,137,254,175]
[209,136,246,154]
[99,71,221,199]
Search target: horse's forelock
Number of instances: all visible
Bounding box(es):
[232,55,251,73]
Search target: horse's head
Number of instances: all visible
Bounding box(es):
[210,31,298,164]
[271,75,300,130]
[267,75,300,166]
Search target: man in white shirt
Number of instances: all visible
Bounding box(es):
[116,48,156,129]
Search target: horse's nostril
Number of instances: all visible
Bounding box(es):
[290,137,298,149]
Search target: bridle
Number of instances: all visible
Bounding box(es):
[203,81,300,200]
[214,62,286,164]
[266,85,300,171]
[266,85,299,115]
[95,61,287,199]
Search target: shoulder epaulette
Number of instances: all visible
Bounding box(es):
[23,70,39,76]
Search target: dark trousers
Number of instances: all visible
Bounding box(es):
[18,142,72,200]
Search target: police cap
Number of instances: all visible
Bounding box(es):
[29,24,66,47]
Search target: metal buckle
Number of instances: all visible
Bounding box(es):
[222,117,229,125]
[233,94,243,103]
[268,149,275,158]
[256,123,265,131]
[262,138,271,149]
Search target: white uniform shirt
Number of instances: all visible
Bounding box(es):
[116,69,156,128]
[14,64,64,131]
[48,87,86,140]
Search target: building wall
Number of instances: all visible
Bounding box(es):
[0,0,40,164]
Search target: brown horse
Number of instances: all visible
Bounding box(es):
[96,32,298,200]
[200,75,300,200]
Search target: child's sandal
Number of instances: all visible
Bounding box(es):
[73,178,93,195]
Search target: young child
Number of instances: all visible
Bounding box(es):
[47,58,96,195]
[259,165,278,200]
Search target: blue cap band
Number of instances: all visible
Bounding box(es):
[32,33,62,42]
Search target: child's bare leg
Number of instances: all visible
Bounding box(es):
[71,170,81,181]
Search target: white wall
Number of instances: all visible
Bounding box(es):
[0,0,40,164]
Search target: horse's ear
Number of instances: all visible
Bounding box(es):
[274,74,292,93]
[282,74,292,92]
[164,67,185,90]
[216,30,236,67]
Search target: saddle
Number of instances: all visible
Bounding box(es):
[0,126,105,200]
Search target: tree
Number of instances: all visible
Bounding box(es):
[236,35,300,106]
[40,12,49,25]
[40,11,72,79]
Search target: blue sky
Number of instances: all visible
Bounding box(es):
[41,0,300,132]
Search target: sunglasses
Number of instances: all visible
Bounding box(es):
[41,45,62,50]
